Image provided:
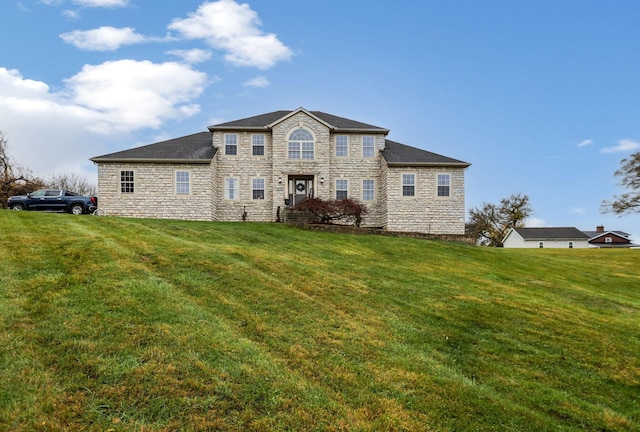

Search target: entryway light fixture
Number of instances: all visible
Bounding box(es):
[278,176,282,184]
[320,177,324,185]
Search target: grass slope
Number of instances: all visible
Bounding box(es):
[0,212,638,431]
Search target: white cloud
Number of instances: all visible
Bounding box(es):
[525,217,547,227]
[62,9,80,19]
[0,62,207,177]
[168,0,292,69]
[166,48,212,64]
[72,0,128,6]
[64,60,208,133]
[60,26,153,51]
[243,75,269,88]
[570,207,586,215]
[600,139,640,154]
[577,139,593,148]
[40,0,128,7]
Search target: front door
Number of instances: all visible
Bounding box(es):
[288,176,314,207]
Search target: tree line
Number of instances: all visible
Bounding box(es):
[1,131,96,209]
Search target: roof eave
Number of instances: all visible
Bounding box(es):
[525,237,589,241]
[334,128,390,134]
[91,158,213,164]
[385,161,471,168]
[208,126,270,132]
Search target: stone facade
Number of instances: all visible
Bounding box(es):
[384,167,466,234]
[91,108,470,235]
[96,162,213,220]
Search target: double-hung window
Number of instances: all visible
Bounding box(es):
[362,179,375,201]
[402,173,415,197]
[225,134,238,155]
[437,174,451,197]
[175,171,190,195]
[336,135,348,157]
[120,170,134,193]
[336,179,348,199]
[252,134,265,156]
[362,136,375,158]
[225,178,238,200]
[288,128,314,160]
[252,178,265,200]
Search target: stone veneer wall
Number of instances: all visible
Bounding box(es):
[96,162,213,220]
[211,111,387,227]
[384,166,466,234]
[211,130,274,222]
[327,132,386,228]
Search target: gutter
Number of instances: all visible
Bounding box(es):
[90,158,213,164]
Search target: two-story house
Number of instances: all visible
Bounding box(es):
[91,108,470,234]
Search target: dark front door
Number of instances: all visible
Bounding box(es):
[288,176,314,207]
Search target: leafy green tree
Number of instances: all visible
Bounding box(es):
[466,193,533,246]
[601,152,640,215]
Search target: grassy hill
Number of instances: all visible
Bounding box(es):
[0,212,638,431]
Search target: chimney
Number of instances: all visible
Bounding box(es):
[596,225,604,233]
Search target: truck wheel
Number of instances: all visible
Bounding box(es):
[10,204,25,211]
[70,204,84,215]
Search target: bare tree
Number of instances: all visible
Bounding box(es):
[601,152,640,215]
[466,193,533,246]
[0,131,46,208]
[47,172,97,196]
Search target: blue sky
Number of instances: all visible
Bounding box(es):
[2,0,639,239]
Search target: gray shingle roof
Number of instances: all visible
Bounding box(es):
[90,110,470,168]
[512,227,590,240]
[582,230,630,239]
[208,108,389,133]
[90,132,215,163]
[381,140,470,167]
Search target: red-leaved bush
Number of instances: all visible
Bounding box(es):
[294,197,368,226]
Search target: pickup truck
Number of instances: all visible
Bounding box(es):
[8,189,98,215]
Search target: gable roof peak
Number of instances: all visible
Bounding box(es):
[208,109,390,134]
[267,107,334,130]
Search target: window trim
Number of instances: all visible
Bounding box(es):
[335,135,348,157]
[224,133,238,156]
[401,173,416,197]
[362,179,375,201]
[252,134,265,157]
[120,169,135,194]
[287,128,315,160]
[335,178,348,200]
[436,173,451,198]
[175,170,191,195]
[252,177,265,200]
[362,136,375,158]
[224,177,239,200]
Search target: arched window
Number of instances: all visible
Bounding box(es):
[288,128,314,159]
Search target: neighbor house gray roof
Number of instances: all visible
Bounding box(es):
[511,227,590,240]
[582,230,630,239]
[90,132,215,163]
[382,140,470,167]
[208,108,390,133]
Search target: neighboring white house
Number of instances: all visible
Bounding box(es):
[502,227,591,248]
[90,108,471,235]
